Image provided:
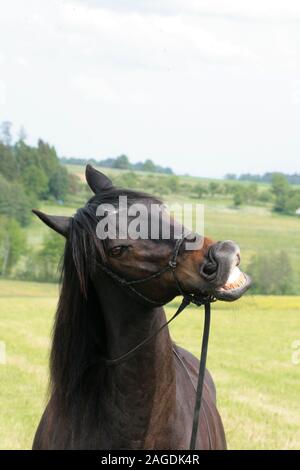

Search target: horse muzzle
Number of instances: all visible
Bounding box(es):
[200,240,252,301]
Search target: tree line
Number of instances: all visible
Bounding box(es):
[202,173,300,214]
[0,121,79,277]
[0,121,71,225]
[61,155,173,174]
[226,171,300,185]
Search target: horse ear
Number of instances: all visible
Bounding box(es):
[85,164,113,193]
[32,210,70,238]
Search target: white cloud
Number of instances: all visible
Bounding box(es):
[16,57,29,68]
[60,1,257,68]
[0,0,300,176]
[72,73,155,105]
[0,80,6,105]
[72,75,117,103]
[189,0,300,22]
[291,81,300,105]
[82,0,300,22]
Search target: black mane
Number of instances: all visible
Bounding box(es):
[50,187,161,408]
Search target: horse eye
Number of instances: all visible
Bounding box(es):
[109,246,128,257]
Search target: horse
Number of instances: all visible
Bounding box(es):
[32,165,251,450]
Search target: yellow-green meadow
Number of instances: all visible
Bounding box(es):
[0,280,299,450]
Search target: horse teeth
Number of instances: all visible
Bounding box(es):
[222,267,246,291]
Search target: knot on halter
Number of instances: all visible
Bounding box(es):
[168,260,177,269]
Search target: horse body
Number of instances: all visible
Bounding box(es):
[32,165,250,450]
[33,273,225,449]
[33,305,225,450]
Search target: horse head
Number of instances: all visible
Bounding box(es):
[33,165,251,306]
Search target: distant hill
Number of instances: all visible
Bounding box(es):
[225,172,300,185]
[60,155,173,175]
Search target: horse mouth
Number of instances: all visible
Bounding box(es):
[214,266,252,301]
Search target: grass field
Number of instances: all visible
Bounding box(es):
[0,280,299,450]
[64,163,272,188]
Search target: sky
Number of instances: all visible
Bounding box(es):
[0,0,300,177]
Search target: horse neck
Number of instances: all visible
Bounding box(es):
[94,275,176,446]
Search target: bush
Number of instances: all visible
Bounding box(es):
[22,165,48,198]
[193,183,208,199]
[208,181,224,196]
[247,251,294,294]
[271,173,290,212]
[115,171,139,189]
[48,167,69,200]
[232,183,258,207]
[233,186,246,206]
[68,173,82,195]
[0,217,26,276]
[21,233,65,282]
[284,189,300,214]
[114,155,130,169]
[0,175,32,226]
[257,190,273,203]
[165,176,179,193]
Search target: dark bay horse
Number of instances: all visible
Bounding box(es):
[32,165,251,450]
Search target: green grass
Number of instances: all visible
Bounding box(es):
[0,280,299,450]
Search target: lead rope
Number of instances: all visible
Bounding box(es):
[189,302,211,450]
[100,296,191,367]
[173,348,213,449]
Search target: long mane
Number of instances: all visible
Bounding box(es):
[49,188,161,409]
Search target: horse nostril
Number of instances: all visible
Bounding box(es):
[200,256,218,280]
[202,263,216,276]
[200,240,241,285]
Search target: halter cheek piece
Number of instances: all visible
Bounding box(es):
[96,233,216,450]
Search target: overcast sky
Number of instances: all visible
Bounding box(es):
[1,0,300,177]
